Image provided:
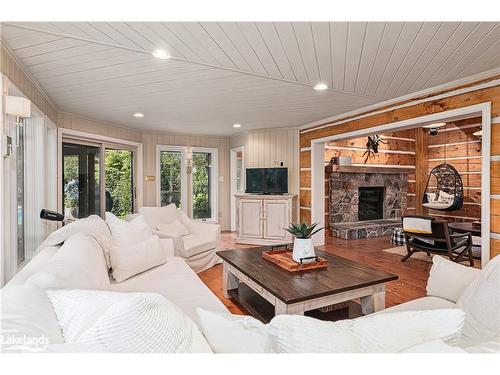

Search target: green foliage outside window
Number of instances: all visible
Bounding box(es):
[105,150,133,219]
[192,152,211,219]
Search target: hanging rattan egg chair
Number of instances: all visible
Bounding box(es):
[422,163,464,211]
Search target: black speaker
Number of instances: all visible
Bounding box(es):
[40,209,64,222]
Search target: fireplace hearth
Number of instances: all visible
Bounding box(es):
[358,187,384,221]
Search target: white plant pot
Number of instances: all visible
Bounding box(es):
[292,238,316,264]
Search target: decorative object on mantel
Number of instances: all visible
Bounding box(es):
[284,221,323,264]
[262,246,327,272]
[363,135,386,162]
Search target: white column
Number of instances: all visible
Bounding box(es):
[311,141,326,246]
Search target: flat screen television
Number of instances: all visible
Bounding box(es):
[245,167,288,194]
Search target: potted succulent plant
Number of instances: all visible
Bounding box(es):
[285,221,323,264]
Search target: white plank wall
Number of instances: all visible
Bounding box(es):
[230,127,300,220]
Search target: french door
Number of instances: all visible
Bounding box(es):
[157,146,218,222]
[62,139,136,219]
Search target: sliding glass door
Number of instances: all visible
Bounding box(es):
[158,146,218,222]
[62,141,136,219]
[62,142,100,219]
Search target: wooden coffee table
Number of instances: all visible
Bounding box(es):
[217,247,398,321]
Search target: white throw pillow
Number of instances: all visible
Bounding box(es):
[46,289,212,353]
[268,309,465,353]
[0,285,64,352]
[26,233,110,291]
[457,255,500,344]
[105,211,152,246]
[157,220,190,237]
[109,235,168,282]
[426,256,480,303]
[197,308,269,353]
[139,204,180,228]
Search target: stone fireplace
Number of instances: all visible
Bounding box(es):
[329,166,409,239]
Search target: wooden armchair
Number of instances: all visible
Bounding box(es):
[401,215,474,266]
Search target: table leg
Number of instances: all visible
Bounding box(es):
[222,262,239,299]
[360,288,386,314]
[275,300,305,316]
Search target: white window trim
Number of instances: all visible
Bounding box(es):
[156,145,219,223]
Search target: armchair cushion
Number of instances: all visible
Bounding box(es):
[157,220,190,237]
[426,256,480,303]
[139,204,180,228]
[178,235,217,258]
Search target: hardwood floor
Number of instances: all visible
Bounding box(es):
[198,232,476,315]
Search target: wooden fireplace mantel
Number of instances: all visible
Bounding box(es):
[330,165,415,174]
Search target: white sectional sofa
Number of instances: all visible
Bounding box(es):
[1,215,498,353]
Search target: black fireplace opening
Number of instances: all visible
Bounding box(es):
[358,187,384,221]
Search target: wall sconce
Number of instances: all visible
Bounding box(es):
[5,96,31,151]
[185,147,193,175]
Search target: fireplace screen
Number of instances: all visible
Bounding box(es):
[358,187,384,221]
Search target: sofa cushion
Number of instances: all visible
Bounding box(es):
[139,204,180,228]
[457,255,500,344]
[109,235,169,282]
[26,233,110,291]
[426,256,480,303]
[38,215,113,268]
[401,340,466,353]
[47,289,212,353]
[197,308,269,353]
[4,245,59,288]
[110,257,228,324]
[105,211,152,246]
[0,284,64,352]
[377,296,456,314]
[178,234,216,258]
[269,309,465,353]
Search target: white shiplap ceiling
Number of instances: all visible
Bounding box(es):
[1,22,499,136]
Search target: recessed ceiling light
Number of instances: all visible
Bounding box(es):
[422,122,446,129]
[152,48,170,60]
[313,82,328,91]
[133,112,144,118]
[233,123,242,128]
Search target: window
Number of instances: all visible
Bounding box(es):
[159,150,183,208]
[105,149,134,219]
[157,146,218,221]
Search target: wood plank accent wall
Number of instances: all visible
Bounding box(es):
[1,43,58,122]
[299,80,500,259]
[426,118,482,223]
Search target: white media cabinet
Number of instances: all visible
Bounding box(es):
[235,194,297,245]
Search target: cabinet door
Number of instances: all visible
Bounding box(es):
[263,200,289,240]
[238,199,263,238]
